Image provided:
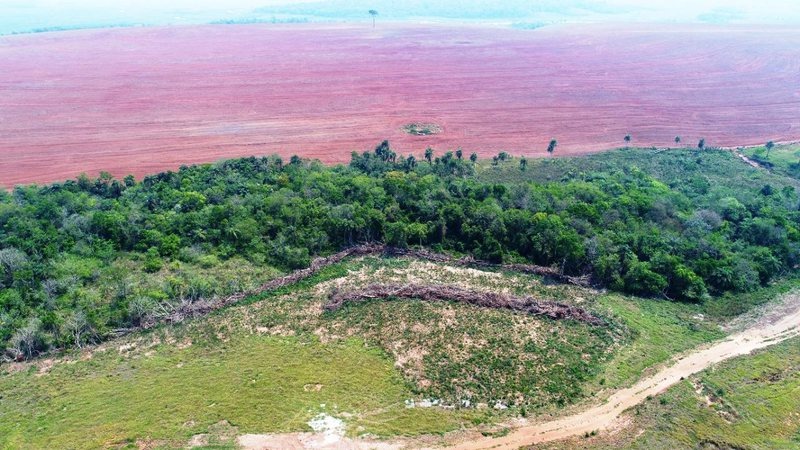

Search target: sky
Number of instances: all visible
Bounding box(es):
[1,0,799,34]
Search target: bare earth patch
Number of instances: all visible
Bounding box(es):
[443,293,800,449]
[3,24,799,187]
[238,414,403,450]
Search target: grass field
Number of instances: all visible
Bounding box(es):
[542,335,800,450]
[477,147,800,194]
[0,256,732,448]
[742,143,800,179]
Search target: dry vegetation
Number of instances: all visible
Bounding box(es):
[326,282,604,325]
[0,253,733,448]
[137,244,594,334]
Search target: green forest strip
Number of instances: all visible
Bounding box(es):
[2,144,800,360]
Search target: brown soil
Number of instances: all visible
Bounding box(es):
[2,23,799,187]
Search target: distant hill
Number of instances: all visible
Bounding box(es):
[253,0,628,20]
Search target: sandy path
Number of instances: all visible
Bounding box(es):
[237,295,800,450]
[445,295,800,450]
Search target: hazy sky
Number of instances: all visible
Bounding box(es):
[2,0,799,34]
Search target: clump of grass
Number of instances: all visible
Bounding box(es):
[402,122,443,135]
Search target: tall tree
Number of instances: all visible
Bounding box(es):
[405,155,417,170]
[519,156,528,171]
[368,10,378,28]
[674,136,681,146]
[425,147,434,164]
[698,138,705,150]
[547,139,558,155]
[766,141,775,158]
[470,152,478,164]
[455,148,463,160]
[624,134,632,147]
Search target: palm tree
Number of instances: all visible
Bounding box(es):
[624,134,631,147]
[368,10,378,28]
[674,136,681,146]
[470,153,478,164]
[424,147,434,164]
[455,148,463,160]
[766,141,775,158]
[547,139,557,155]
[519,157,527,171]
[406,155,416,170]
[698,138,705,150]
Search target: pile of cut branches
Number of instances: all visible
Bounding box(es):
[384,247,591,287]
[138,243,591,330]
[325,283,605,326]
[143,244,386,328]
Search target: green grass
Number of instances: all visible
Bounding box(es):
[477,147,800,194]
[402,122,442,136]
[702,277,800,319]
[0,335,473,449]
[0,256,781,449]
[742,143,800,178]
[234,258,619,410]
[619,336,800,449]
[594,294,724,389]
[536,336,800,450]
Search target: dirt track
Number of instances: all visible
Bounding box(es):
[234,294,800,450]
[444,294,800,450]
[2,23,800,187]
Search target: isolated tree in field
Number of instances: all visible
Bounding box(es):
[624,134,631,147]
[547,139,557,155]
[519,156,528,171]
[674,136,681,146]
[470,152,478,164]
[456,148,463,160]
[369,10,378,28]
[766,141,775,158]
[425,147,434,164]
[698,138,706,150]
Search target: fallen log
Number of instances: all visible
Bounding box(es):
[143,243,591,329]
[325,283,605,326]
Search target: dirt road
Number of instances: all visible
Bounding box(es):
[446,295,800,450]
[235,295,800,450]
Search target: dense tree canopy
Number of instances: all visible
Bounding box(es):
[2,142,799,358]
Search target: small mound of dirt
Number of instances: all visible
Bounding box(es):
[402,122,443,136]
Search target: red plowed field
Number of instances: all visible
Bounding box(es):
[1,23,799,187]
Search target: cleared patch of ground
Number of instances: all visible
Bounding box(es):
[0,256,728,448]
[445,293,800,449]
[2,23,799,187]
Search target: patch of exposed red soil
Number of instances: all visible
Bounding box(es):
[1,23,799,187]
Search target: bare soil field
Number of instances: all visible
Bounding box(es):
[1,23,799,187]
